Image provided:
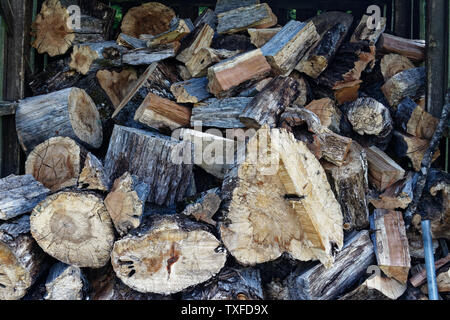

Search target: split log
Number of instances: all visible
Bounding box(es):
[0,215,47,300]
[261,20,320,75]
[373,209,411,283]
[181,188,221,226]
[0,175,50,221]
[285,231,375,300]
[15,87,103,152]
[171,77,212,103]
[381,67,426,108]
[220,127,343,267]
[120,2,176,38]
[31,0,111,57]
[110,214,227,294]
[78,152,109,192]
[211,33,256,52]
[122,43,180,66]
[365,146,405,191]
[69,41,124,75]
[435,268,450,292]
[237,77,273,98]
[410,254,450,287]
[216,3,277,35]
[380,54,415,81]
[25,137,85,192]
[207,49,271,98]
[305,98,342,133]
[248,28,281,48]
[240,76,299,129]
[105,172,150,236]
[103,125,193,206]
[97,69,138,109]
[134,93,191,133]
[295,15,353,79]
[322,142,369,231]
[117,33,147,49]
[30,191,115,268]
[377,33,425,62]
[186,48,240,78]
[369,172,415,210]
[191,97,251,128]
[392,131,440,171]
[182,267,264,300]
[340,274,406,300]
[395,97,439,140]
[176,24,215,64]
[44,262,88,300]
[140,18,194,47]
[214,0,260,14]
[350,14,386,44]
[177,65,192,81]
[194,8,217,30]
[178,129,235,179]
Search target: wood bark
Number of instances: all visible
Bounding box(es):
[381,67,426,108]
[186,48,240,78]
[110,214,227,294]
[103,125,193,206]
[364,146,405,191]
[105,172,150,236]
[220,127,343,267]
[214,0,260,14]
[30,191,115,268]
[240,76,299,129]
[373,209,411,283]
[15,87,103,153]
[248,28,281,48]
[377,33,425,62]
[350,14,386,44]
[0,215,47,300]
[285,230,375,300]
[216,3,277,34]
[340,274,406,300]
[207,49,272,98]
[171,77,212,103]
[116,33,147,49]
[191,97,251,128]
[0,174,50,221]
[121,43,180,66]
[44,262,88,300]
[25,137,85,192]
[78,152,109,192]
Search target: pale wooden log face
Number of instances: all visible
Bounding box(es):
[31,0,75,57]
[121,2,176,38]
[97,69,138,109]
[111,218,226,294]
[69,45,99,75]
[68,88,103,149]
[25,137,81,192]
[31,192,114,268]
[0,242,31,300]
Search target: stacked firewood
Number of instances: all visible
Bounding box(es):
[0,0,449,300]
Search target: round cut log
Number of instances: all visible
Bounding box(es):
[111,215,227,295]
[347,97,393,137]
[30,191,115,268]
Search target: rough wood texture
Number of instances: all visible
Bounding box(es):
[261,20,320,75]
[25,137,85,192]
[191,97,251,128]
[0,215,47,300]
[410,254,450,287]
[182,267,264,300]
[181,188,221,226]
[220,127,343,267]
[194,8,217,29]
[285,231,375,300]
[377,33,425,62]
[323,142,369,231]
[120,2,175,38]
[30,191,115,268]
[216,3,277,35]
[45,262,88,300]
[248,28,281,48]
[374,209,411,283]
[176,24,214,64]
[350,14,386,44]
[380,54,414,81]
[111,214,227,294]
[214,0,260,14]
[395,97,439,140]
[240,76,299,129]
[365,146,405,191]
[238,77,273,98]
[186,48,240,78]
[97,69,138,109]
[105,172,150,236]
[78,152,109,192]
[381,67,426,108]
[207,49,271,98]
[369,173,415,210]
[340,274,406,300]
[0,175,50,221]
[121,43,180,66]
[140,18,194,47]
[305,98,342,133]
[134,93,191,133]
[171,77,212,103]
[103,125,193,206]
[15,87,103,153]
[117,33,147,49]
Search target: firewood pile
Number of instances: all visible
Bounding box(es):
[1,0,449,300]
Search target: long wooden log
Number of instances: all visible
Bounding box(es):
[191,97,251,128]
[15,87,103,152]
[381,67,426,108]
[377,33,425,62]
[214,0,260,14]
[121,43,180,66]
